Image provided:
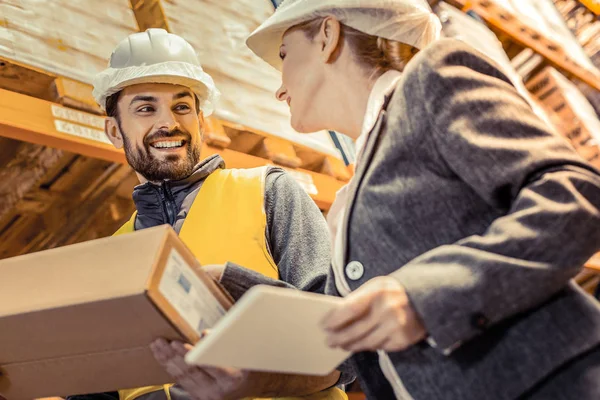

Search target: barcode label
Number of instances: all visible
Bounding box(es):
[158,248,226,335]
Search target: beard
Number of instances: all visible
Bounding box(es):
[121,125,201,182]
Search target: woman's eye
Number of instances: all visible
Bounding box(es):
[279,51,286,60]
[175,104,191,111]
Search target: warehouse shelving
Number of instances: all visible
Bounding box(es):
[0,57,350,213]
[449,0,600,90]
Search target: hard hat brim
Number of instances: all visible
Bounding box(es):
[93,61,220,116]
[246,0,441,72]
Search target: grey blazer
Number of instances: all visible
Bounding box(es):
[329,38,600,399]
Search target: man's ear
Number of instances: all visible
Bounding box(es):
[319,17,342,64]
[105,117,124,149]
[198,111,205,140]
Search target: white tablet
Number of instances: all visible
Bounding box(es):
[184,285,351,376]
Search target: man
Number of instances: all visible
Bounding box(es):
[72,28,350,400]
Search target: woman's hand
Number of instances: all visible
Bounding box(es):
[321,276,427,353]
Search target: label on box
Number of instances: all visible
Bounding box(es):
[159,248,227,334]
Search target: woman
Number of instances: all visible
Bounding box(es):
[153,0,600,399]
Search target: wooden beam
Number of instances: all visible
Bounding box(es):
[0,57,56,101]
[0,88,346,210]
[256,137,303,169]
[129,0,170,31]
[52,76,104,115]
[0,88,125,164]
[0,143,63,222]
[39,164,134,250]
[204,118,232,149]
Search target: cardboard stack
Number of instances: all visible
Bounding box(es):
[0,0,138,83]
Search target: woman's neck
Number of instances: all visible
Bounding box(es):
[322,65,379,140]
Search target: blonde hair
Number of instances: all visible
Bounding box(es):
[292,17,419,74]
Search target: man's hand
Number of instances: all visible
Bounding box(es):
[321,276,427,352]
[151,335,342,398]
[151,338,249,400]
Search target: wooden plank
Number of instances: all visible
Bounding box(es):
[129,0,170,31]
[0,213,45,259]
[52,76,104,115]
[257,137,302,169]
[34,164,134,250]
[204,118,231,149]
[0,137,21,169]
[586,254,600,272]
[0,57,56,101]
[321,155,352,183]
[580,275,600,295]
[0,88,126,164]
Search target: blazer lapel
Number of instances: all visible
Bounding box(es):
[340,106,389,264]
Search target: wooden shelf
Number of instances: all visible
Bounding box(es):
[0,88,346,210]
[578,0,600,15]
[585,254,600,272]
[451,0,600,90]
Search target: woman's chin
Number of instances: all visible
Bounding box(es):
[290,117,322,134]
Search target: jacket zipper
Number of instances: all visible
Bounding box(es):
[155,184,177,226]
[163,184,177,226]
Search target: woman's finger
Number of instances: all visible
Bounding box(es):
[326,307,379,348]
[322,292,373,331]
[346,320,398,352]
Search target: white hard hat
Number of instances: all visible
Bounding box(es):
[93,28,220,116]
[247,0,442,71]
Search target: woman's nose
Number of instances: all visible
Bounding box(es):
[276,84,287,102]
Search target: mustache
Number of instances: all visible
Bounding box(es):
[144,128,192,145]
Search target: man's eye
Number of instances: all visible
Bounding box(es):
[138,106,154,113]
[175,104,191,111]
[279,51,286,60]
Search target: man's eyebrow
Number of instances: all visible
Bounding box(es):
[173,91,193,100]
[130,95,157,105]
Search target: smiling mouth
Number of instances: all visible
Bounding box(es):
[150,139,187,149]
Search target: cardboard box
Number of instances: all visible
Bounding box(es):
[0,225,232,400]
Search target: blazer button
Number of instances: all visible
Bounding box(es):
[345,261,364,281]
[471,313,489,330]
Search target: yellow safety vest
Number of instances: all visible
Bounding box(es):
[114,167,347,400]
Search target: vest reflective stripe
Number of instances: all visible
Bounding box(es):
[115,167,346,400]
